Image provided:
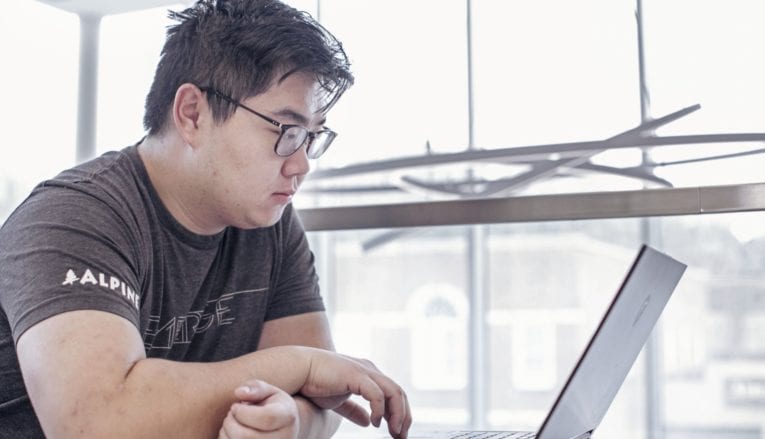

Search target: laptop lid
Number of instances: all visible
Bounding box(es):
[537,245,686,439]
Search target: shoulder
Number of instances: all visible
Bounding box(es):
[5,146,149,232]
[40,146,145,202]
[0,148,151,343]
[0,146,153,270]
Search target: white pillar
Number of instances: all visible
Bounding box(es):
[76,14,101,163]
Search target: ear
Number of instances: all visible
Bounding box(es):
[171,83,209,146]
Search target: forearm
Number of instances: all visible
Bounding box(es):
[294,396,342,439]
[34,346,312,439]
[21,311,408,439]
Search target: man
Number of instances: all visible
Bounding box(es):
[0,1,411,438]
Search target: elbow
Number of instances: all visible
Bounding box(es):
[36,385,132,439]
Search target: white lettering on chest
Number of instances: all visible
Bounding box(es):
[143,288,268,351]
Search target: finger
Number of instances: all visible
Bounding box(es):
[234,380,278,403]
[357,368,408,434]
[348,364,409,431]
[234,401,296,432]
[396,391,413,439]
[352,374,387,428]
[217,414,231,439]
[348,356,410,436]
[332,399,370,426]
[384,400,397,436]
[381,385,408,437]
[349,356,383,374]
[221,410,257,439]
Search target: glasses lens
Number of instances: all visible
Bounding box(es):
[275,126,309,156]
[306,130,336,159]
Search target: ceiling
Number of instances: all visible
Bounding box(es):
[34,0,186,17]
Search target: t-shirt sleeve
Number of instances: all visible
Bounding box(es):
[0,185,142,344]
[264,203,325,321]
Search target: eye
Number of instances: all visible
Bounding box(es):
[283,130,300,141]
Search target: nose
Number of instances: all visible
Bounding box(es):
[282,144,310,179]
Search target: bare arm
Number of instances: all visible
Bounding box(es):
[17,310,409,439]
[258,313,410,437]
[258,312,343,438]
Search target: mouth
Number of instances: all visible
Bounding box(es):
[272,180,299,201]
[271,190,296,203]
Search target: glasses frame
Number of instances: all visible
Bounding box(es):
[198,86,336,159]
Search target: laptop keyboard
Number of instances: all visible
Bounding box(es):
[446,432,535,439]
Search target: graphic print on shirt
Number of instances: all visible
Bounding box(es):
[143,287,268,350]
[62,268,140,309]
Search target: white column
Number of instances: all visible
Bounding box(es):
[76,14,101,163]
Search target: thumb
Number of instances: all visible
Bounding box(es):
[233,380,277,403]
[333,399,371,427]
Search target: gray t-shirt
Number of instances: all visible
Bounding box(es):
[0,145,324,437]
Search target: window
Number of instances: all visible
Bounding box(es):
[408,283,468,391]
[4,1,765,437]
[0,2,78,219]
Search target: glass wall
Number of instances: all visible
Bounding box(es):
[96,5,186,152]
[3,0,764,216]
[317,212,765,437]
[2,1,764,437]
[642,0,765,188]
[0,2,79,219]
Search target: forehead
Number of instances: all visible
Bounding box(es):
[249,72,329,125]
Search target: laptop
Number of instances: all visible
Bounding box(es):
[411,244,687,439]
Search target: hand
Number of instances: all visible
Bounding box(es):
[311,394,372,428]
[218,380,299,439]
[296,348,412,438]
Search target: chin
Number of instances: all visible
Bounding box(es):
[243,207,285,229]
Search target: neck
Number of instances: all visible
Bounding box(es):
[138,134,225,236]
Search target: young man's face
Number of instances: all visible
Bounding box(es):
[198,71,328,229]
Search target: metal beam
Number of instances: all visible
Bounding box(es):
[298,182,765,231]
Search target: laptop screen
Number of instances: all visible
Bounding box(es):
[537,245,686,439]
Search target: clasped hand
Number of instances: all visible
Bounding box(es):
[219,347,411,438]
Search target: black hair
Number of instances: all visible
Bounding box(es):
[143,0,354,135]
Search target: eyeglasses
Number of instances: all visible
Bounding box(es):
[199,87,336,160]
